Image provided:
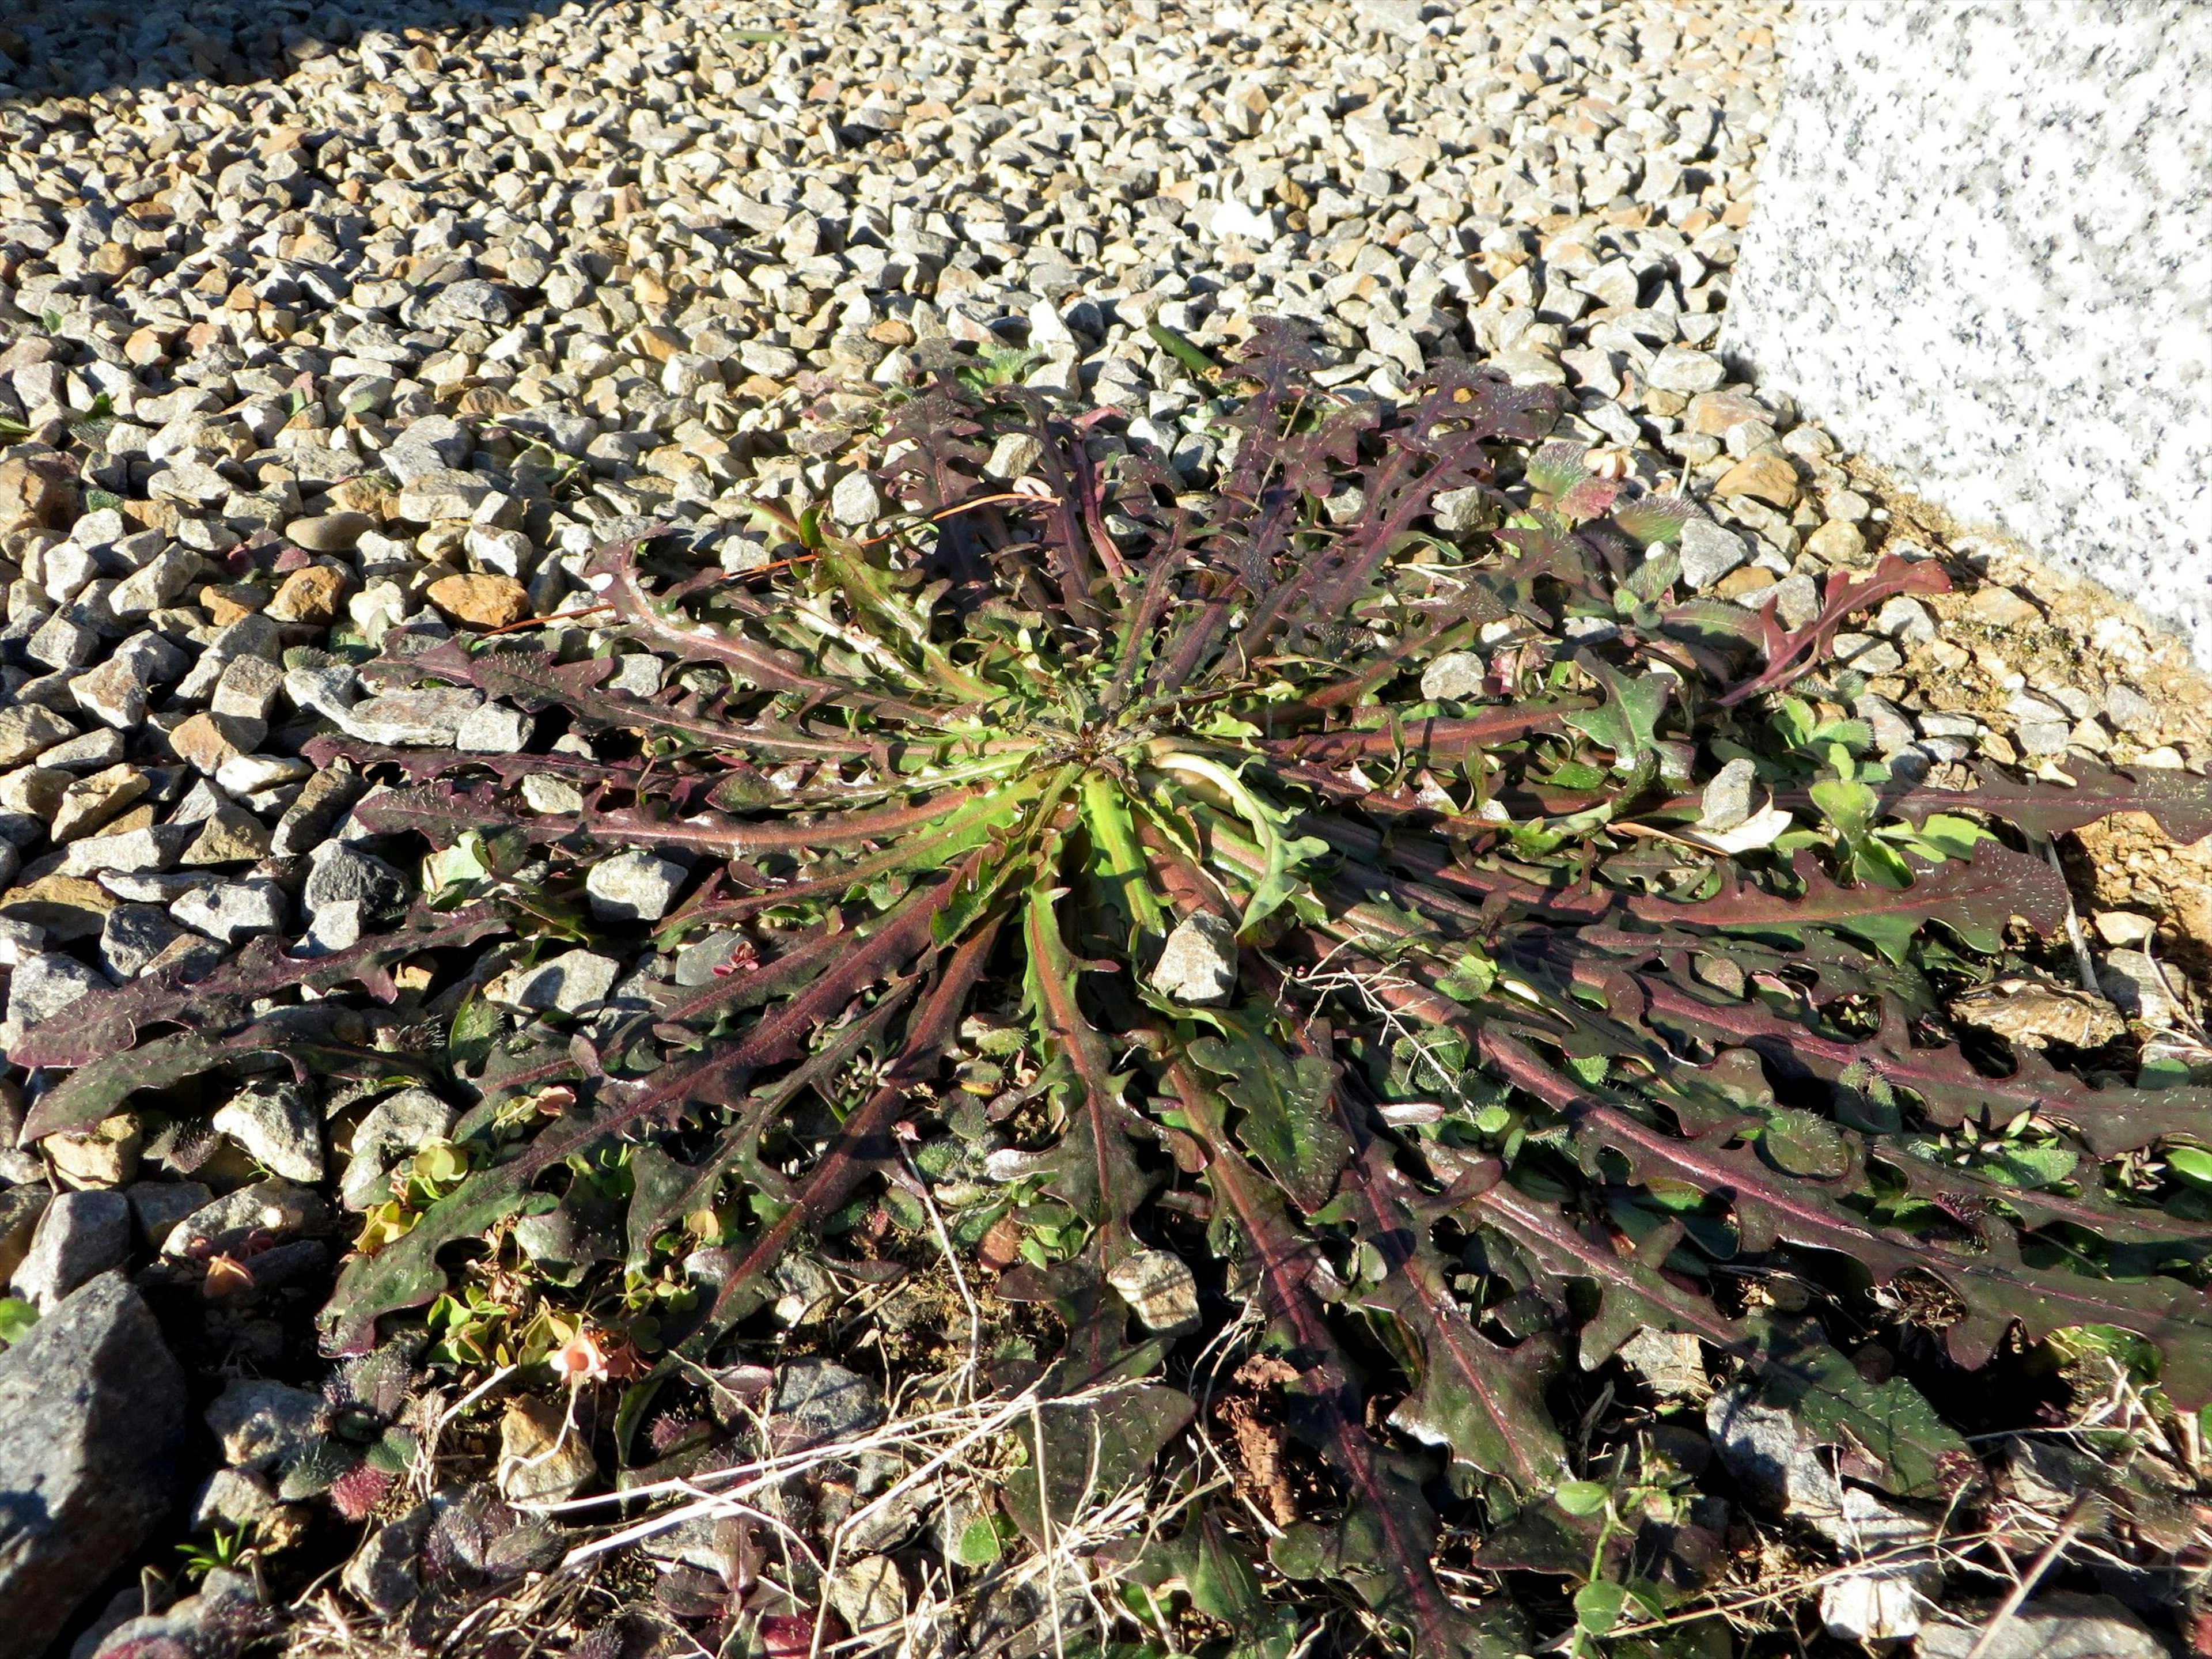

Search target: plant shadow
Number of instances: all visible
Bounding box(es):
[0,0,579,104]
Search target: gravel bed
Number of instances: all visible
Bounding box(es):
[1,0,2208,1652]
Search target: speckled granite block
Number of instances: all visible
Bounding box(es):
[1723,1,2212,661]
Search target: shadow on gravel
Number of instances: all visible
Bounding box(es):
[0,0,577,104]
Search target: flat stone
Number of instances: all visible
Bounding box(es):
[454,703,532,753]
[1713,449,1801,508]
[396,467,494,522]
[1723,1,2212,668]
[673,929,744,986]
[1419,651,1487,702]
[0,1273,184,1658]
[1149,912,1238,1005]
[9,1189,131,1310]
[168,878,286,944]
[427,572,529,628]
[1968,586,2041,629]
[161,1178,332,1261]
[340,687,484,746]
[1646,344,1726,393]
[0,704,77,767]
[486,949,621,1013]
[1915,1595,2161,1659]
[61,827,192,889]
[584,850,687,921]
[771,1357,883,1449]
[286,512,374,553]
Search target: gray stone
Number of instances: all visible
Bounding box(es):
[341,1500,438,1616]
[1698,759,1759,835]
[2,951,105,1049]
[454,702,532,753]
[340,687,484,746]
[381,415,474,486]
[1853,694,1918,755]
[125,1183,212,1249]
[1646,344,1726,394]
[85,1568,265,1659]
[1430,486,1489,535]
[1914,1595,2161,1659]
[2101,948,2186,1028]
[396,468,493,522]
[1149,912,1238,1005]
[771,1358,884,1448]
[10,1190,131,1311]
[304,846,411,921]
[485,949,621,1013]
[190,1467,280,1532]
[831,470,884,527]
[1105,1249,1202,1335]
[204,1377,323,1474]
[168,879,287,944]
[0,1273,185,1658]
[1677,518,1748,590]
[1724,1,2212,666]
[674,930,745,986]
[1419,651,1487,702]
[584,850,687,922]
[211,1082,324,1184]
[339,1087,459,1211]
[271,768,366,858]
[422,279,514,329]
[160,1179,332,1260]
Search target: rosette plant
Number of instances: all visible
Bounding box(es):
[21,321,2212,1654]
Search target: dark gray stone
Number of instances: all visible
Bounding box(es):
[0,1272,186,1659]
[1724,1,2212,664]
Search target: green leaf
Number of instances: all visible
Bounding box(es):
[2167,1146,2212,1192]
[1553,1480,1610,1518]
[1741,1321,1971,1499]
[1188,1017,1351,1214]
[0,1297,37,1346]
[956,1514,1005,1566]
[1002,1383,1195,1545]
[1574,1580,1628,1635]
[1562,656,1668,769]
